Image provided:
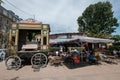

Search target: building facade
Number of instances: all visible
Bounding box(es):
[0,5,20,48]
[9,19,50,51]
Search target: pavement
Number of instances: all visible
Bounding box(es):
[0,61,120,80]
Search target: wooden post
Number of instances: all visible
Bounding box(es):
[41,29,43,50]
[15,30,18,51]
[46,30,49,49]
[92,43,94,50]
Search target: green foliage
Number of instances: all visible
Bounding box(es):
[109,35,120,54]
[108,45,120,51]
[110,35,120,42]
[5,49,16,58]
[77,1,119,38]
[9,49,16,55]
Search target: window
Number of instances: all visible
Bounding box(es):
[7,20,9,24]
[0,24,1,29]
[43,37,47,45]
[9,14,12,19]
[0,16,2,21]
[3,10,7,16]
[13,17,15,21]
[0,8,3,14]
[6,26,9,33]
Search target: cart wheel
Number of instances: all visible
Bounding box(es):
[5,55,21,70]
[31,53,48,68]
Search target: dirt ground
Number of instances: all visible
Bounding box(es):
[0,61,120,80]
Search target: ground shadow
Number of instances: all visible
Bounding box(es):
[64,59,120,69]
[63,62,99,69]
[10,76,19,80]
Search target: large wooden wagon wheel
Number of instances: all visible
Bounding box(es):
[31,53,48,68]
[5,55,21,70]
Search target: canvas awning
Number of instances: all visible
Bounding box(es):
[50,36,114,44]
[74,36,114,43]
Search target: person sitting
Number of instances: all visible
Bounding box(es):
[73,55,80,64]
[88,52,97,64]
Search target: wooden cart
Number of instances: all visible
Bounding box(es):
[5,19,50,70]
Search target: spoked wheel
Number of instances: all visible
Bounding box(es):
[31,53,48,68]
[5,55,21,70]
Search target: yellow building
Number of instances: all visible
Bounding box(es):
[9,19,50,52]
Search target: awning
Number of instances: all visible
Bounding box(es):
[74,36,114,43]
[50,36,114,44]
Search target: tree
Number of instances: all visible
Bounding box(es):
[77,1,119,38]
[109,35,120,51]
[110,35,120,42]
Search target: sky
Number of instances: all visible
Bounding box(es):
[1,0,120,35]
